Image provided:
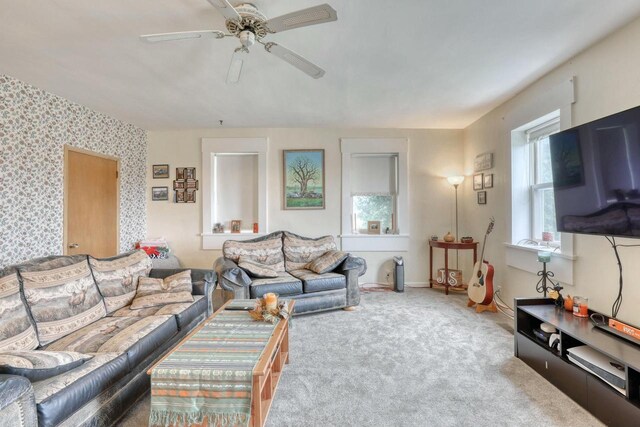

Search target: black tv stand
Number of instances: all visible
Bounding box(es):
[515,298,640,426]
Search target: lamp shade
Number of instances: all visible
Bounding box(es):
[447,176,465,186]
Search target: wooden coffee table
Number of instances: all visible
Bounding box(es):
[148,299,293,427]
[250,300,292,427]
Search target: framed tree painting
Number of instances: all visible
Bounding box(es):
[283,149,325,209]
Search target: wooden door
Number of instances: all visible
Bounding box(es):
[64,147,119,257]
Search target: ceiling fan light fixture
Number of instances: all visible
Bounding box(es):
[239,30,256,48]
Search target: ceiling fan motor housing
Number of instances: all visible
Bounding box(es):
[226,3,269,39]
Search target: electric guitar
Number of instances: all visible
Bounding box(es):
[468,218,495,305]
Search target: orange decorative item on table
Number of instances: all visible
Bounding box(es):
[564,295,573,312]
[572,296,588,317]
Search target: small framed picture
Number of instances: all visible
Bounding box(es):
[175,189,186,203]
[473,173,484,190]
[477,191,487,205]
[483,173,493,189]
[186,167,196,180]
[186,179,199,189]
[231,220,242,233]
[151,187,168,201]
[367,221,381,235]
[152,164,169,179]
[173,180,185,190]
[176,167,185,180]
[186,189,196,203]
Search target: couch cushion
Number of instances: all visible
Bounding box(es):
[249,272,303,298]
[223,232,285,272]
[32,352,128,427]
[305,250,349,274]
[238,256,279,278]
[0,272,39,351]
[129,270,194,310]
[289,269,346,293]
[19,259,107,346]
[283,232,337,271]
[0,350,91,382]
[111,295,206,331]
[89,250,152,314]
[45,315,178,368]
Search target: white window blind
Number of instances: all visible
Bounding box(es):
[350,154,398,195]
[527,118,560,142]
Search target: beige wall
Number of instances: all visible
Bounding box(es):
[147,128,465,284]
[463,17,640,324]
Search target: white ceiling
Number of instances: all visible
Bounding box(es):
[2,0,640,130]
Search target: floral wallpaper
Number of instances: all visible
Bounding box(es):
[0,75,147,267]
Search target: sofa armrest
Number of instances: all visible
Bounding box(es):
[213,257,251,300]
[0,375,38,427]
[336,256,367,307]
[336,255,367,275]
[149,268,216,314]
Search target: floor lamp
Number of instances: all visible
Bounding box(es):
[447,176,465,268]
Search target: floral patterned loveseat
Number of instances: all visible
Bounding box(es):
[0,250,214,427]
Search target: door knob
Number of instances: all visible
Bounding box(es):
[68,243,79,249]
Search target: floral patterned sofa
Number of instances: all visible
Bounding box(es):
[0,250,214,427]
[214,231,366,314]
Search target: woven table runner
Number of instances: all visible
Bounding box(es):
[149,305,278,427]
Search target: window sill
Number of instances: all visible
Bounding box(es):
[201,232,268,250]
[339,234,410,252]
[503,242,576,285]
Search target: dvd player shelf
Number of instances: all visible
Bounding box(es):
[515,298,640,426]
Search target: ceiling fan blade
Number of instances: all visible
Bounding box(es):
[140,30,225,43]
[265,3,337,33]
[226,49,247,84]
[205,0,242,22]
[264,42,325,79]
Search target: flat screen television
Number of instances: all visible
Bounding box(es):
[550,105,640,238]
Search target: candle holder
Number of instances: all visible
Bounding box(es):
[249,296,290,324]
[536,251,562,299]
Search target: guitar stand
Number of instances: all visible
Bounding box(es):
[467,298,497,313]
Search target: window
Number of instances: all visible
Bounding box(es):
[350,154,398,233]
[528,118,561,244]
[340,138,409,252]
[213,153,259,231]
[201,138,268,249]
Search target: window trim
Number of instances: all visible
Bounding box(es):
[340,138,409,252]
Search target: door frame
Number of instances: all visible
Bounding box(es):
[63,145,121,255]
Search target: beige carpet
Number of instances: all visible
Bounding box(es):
[118,288,602,427]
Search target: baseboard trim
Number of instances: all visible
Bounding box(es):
[406,282,429,288]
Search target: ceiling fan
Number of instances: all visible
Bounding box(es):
[140,0,337,83]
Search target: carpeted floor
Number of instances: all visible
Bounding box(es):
[118,288,602,426]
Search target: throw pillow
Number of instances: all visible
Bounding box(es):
[89,250,153,314]
[20,259,107,346]
[306,250,349,274]
[238,257,279,278]
[0,350,92,381]
[130,270,193,309]
[283,231,337,271]
[0,272,39,352]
